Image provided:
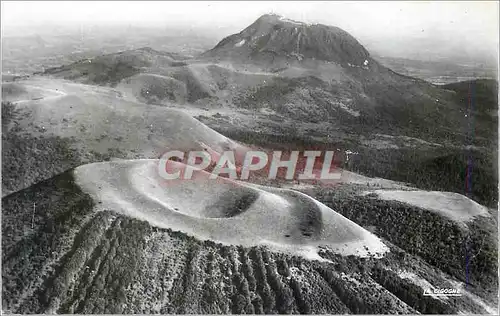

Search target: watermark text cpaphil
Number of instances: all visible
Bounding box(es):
[157,150,344,181]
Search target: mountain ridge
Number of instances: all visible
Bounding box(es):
[205,14,373,67]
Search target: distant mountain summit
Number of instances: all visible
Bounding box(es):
[205,14,371,66]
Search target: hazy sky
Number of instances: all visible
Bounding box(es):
[2,1,498,62]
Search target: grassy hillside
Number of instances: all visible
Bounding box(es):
[2,101,83,195]
[36,44,497,151]
[442,79,498,114]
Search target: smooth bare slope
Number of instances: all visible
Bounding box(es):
[74,159,389,260]
[1,77,247,195]
[366,190,492,223]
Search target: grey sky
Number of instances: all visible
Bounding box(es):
[2,1,498,63]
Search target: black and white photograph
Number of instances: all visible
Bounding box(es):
[1,1,498,314]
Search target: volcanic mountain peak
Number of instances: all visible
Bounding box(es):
[207,14,371,66]
[255,13,312,27]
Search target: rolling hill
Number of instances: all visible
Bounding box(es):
[37,15,496,149]
[2,13,498,315]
